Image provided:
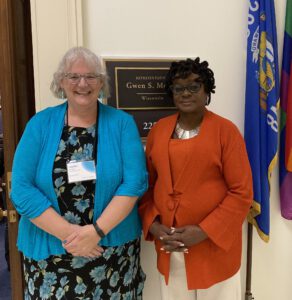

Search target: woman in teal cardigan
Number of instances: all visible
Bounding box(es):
[11,47,148,299]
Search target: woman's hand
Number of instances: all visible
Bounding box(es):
[172,225,207,247]
[149,221,187,253]
[62,224,104,258]
[149,220,172,239]
[158,225,208,253]
[149,222,207,253]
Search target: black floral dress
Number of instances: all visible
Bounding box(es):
[23,125,145,300]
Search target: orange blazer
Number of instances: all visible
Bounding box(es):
[139,109,253,289]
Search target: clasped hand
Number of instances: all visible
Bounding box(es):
[62,224,104,258]
[149,221,207,253]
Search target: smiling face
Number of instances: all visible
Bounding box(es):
[61,58,103,110]
[172,73,208,115]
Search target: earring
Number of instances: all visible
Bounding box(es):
[205,95,210,105]
[98,90,104,102]
[60,89,65,100]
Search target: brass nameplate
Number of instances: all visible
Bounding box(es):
[104,59,177,138]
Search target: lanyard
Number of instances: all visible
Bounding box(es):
[65,102,99,163]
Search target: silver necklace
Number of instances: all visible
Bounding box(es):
[175,122,200,139]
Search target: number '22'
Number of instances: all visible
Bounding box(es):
[143,122,156,130]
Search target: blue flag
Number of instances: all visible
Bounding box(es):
[244,0,279,242]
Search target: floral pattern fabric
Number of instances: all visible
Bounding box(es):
[23,125,145,299]
[54,125,96,226]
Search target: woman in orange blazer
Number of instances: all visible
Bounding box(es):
[139,58,253,300]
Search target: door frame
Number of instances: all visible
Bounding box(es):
[0,0,35,299]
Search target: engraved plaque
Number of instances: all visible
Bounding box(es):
[104,59,177,138]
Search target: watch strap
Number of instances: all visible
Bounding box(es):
[93,223,105,238]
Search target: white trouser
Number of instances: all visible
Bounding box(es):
[160,252,241,300]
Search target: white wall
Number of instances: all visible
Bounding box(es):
[30,0,83,110]
[31,0,289,299]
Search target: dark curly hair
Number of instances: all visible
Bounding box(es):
[165,58,216,105]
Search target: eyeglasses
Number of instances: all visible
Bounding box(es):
[64,73,101,85]
[170,82,202,95]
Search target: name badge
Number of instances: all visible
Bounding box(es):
[66,160,97,183]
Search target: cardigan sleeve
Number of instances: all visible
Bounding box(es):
[114,115,148,197]
[11,115,52,219]
[138,128,160,241]
[199,123,253,252]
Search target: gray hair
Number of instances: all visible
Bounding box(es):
[50,47,110,99]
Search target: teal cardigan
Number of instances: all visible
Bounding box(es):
[11,102,148,260]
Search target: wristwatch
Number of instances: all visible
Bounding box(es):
[93,223,105,238]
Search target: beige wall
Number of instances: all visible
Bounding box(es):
[31,0,290,299]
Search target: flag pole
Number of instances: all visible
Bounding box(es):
[245,222,254,300]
